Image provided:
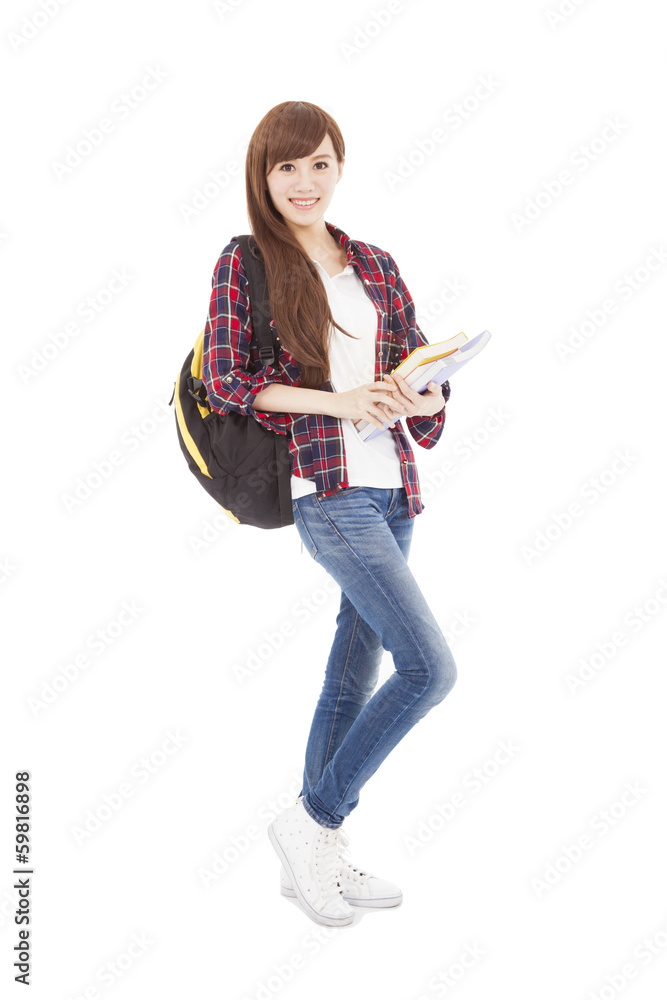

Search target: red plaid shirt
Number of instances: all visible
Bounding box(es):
[202,220,450,517]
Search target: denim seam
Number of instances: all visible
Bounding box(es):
[293,514,318,557]
[322,610,360,772]
[333,680,430,819]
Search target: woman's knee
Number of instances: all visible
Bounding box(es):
[424,643,457,705]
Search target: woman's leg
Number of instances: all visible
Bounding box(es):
[299,591,384,803]
[291,486,457,828]
[298,492,416,809]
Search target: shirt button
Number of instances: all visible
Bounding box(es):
[226,375,233,382]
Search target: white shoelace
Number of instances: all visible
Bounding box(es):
[314,828,346,897]
[335,827,370,882]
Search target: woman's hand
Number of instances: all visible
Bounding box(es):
[382,372,445,419]
[332,381,407,429]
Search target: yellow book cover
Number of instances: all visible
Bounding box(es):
[391,332,468,380]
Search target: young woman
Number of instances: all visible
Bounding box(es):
[202,101,457,928]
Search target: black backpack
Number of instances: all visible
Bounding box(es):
[169,234,294,529]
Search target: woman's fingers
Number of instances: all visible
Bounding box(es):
[384,373,423,415]
[357,382,406,428]
[368,382,406,411]
[384,372,416,403]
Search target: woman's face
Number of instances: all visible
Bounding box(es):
[265,133,344,234]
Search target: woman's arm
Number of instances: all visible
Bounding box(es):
[202,242,287,434]
[252,382,406,430]
[251,384,339,417]
[203,242,400,430]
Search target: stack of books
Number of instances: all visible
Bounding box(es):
[354,329,491,441]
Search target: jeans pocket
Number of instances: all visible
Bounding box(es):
[316,486,366,501]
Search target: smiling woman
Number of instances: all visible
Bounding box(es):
[272,145,349,277]
[251,118,355,385]
[200,100,456,929]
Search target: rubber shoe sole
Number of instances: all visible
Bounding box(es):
[280,864,403,908]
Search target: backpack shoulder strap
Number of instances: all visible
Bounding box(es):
[231,234,278,371]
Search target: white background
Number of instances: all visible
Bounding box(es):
[2,0,667,997]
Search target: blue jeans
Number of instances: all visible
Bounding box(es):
[291,486,457,828]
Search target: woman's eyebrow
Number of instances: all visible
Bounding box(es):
[278,153,334,162]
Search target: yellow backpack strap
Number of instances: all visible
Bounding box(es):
[186,330,210,419]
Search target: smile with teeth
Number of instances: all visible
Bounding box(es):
[290,198,319,208]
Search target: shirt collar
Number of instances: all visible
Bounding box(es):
[325,220,362,264]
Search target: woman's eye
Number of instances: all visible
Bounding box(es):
[278,161,328,171]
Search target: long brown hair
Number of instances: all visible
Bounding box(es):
[245,101,356,390]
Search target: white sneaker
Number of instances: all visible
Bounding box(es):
[268,799,353,927]
[280,825,403,908]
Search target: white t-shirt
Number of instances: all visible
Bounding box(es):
[290,258,404,499]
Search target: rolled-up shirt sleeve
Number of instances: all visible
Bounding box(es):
[386,253,449,449]
[202,241,288,434]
